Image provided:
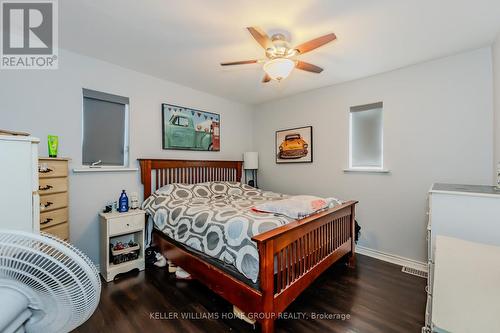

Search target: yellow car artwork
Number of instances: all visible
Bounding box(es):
[278,133,309,159]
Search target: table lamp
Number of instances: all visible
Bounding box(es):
[243,152,258,188]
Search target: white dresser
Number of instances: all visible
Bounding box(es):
[431,236,500,333]
[0,135,40,232]
[425,183,500,332]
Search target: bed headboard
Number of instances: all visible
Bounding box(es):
[138,159,243,198]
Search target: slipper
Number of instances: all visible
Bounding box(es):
[167,260,178,273]
[153,252,167,267]
[175,267,192,280]
[233,305,256,325]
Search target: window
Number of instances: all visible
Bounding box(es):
[82,89,129,167]
[285,134,301,140]
[349,102,383,170]
[172,116,189,127]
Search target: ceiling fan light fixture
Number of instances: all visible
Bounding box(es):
[222,27,335,83]
[263,58,295,81]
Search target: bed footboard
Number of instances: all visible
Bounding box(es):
[252,200,357,332]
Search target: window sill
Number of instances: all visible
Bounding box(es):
[73,167,138,173]
[343,168,391,174]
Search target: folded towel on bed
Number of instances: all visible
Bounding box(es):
[252,195,342,219]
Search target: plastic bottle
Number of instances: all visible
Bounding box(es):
[118,190,129,212]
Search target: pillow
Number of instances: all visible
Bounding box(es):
[155,183,195,199]
[252,195,342,219]
[154,181,247,199]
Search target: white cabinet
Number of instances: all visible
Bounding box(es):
[0,135,40,232]
[424,183,500,331]
[99,210,145,282]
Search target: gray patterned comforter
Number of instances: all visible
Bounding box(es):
[142,182,292,283]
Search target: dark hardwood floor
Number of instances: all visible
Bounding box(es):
[75,255,426,333]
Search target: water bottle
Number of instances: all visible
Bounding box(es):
[118,190,129,212]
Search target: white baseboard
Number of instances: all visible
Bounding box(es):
[356,245,428,272]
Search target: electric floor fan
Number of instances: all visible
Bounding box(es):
[0,230,101,333]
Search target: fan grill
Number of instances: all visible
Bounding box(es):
[0,231,101,333]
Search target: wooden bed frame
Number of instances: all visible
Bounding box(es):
[138,159,357,333]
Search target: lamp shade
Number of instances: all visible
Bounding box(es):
[243,152,258,169]
[263,58,295,81]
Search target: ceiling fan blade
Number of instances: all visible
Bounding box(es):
[247,27,272,49]
[220,60,258,66]
[262,74,271,83]
[294,33,337,54]
[296,61,323,73]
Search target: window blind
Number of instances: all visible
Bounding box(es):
[82,89,129,166]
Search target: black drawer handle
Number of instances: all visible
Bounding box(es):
[44,201,53,208]
[41,218,53,225]
[39,185,53,191]
[39,168,53,173]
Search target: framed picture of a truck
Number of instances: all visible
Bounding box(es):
[162,103,220,151]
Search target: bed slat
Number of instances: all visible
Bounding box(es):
[271,209,354,295]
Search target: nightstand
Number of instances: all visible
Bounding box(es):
[99,209,146,282]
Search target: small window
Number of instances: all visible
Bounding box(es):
[285,134,301,140]
[82,89,129,167]
[349,102,383,169]
[174,116,189,127]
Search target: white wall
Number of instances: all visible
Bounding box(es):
[253,48,493,262]
[493,33,500,179]
[0,49,254,264]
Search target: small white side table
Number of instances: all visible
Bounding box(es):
[99,209,146,282]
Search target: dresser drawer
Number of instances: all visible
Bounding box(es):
[427,229,433,262]
[38,159,68,178]
[42,222,69,240]
[39,177,67,195]
[427,261,434,295]
[425,294,432,329]
[109,214,144,236]
[40,192,68,212]
[40,208,68,228]
[427,194,432,229]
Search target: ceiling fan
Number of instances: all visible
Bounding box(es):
[221,27,336,83]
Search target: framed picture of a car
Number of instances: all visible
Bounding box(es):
[276,126,313,163]
[162,103,220,151]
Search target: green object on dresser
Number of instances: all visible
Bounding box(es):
[48,135,58,157]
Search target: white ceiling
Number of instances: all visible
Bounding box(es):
[60,0,500,105]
